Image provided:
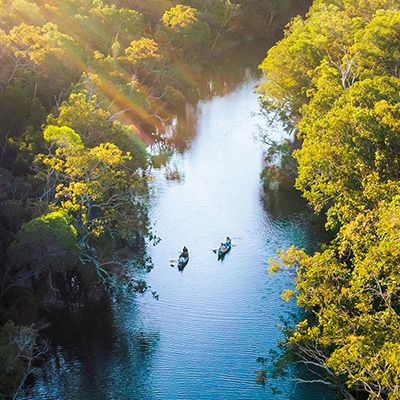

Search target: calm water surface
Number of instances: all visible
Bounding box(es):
[25,60,332,400]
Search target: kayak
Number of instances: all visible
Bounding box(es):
[178,255,189,271]
[218,241,231,260]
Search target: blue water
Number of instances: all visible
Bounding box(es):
[24,77,332,400]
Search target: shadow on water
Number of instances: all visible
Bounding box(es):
[25,295,160,400]
[259,188,333,399]
[44,296,117,357]
[262,187,331,252]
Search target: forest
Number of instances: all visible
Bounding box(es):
[0,0,309,398]
[2,0,399,398]
[259,0,400,398]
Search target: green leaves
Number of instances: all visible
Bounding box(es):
[9,210,79,273]
[43,125,84,150]
[355,9,400,78]
[125,37,161,65]
[39,120,150,247]
[162,5,200,32]
[261,0,400,397]
[296,76,400,225]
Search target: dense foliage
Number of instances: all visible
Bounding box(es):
[0,0,312,397]
[259,0,400,398]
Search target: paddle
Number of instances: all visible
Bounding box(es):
[169,252,182,267]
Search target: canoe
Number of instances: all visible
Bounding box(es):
[178,255,189,271]
[218,241,231,259]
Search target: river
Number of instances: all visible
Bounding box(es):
[24,46,332,400]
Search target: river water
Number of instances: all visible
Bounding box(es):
[25,47,332,400]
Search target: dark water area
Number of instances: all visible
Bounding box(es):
[22,44,333,400]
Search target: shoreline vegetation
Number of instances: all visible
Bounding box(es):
[0,0,311,398]
[258,0,400,398]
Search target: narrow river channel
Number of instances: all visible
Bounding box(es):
[25,49,332,400]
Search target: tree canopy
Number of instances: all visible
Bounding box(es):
[259,0,400,398]
[0,0,313,397]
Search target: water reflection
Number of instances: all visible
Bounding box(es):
[28,295,159,400]
[149,39,275,161]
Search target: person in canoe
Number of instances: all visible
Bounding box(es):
[180,246,189,258]
[217,237,232,259]
[178,246,189,270]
